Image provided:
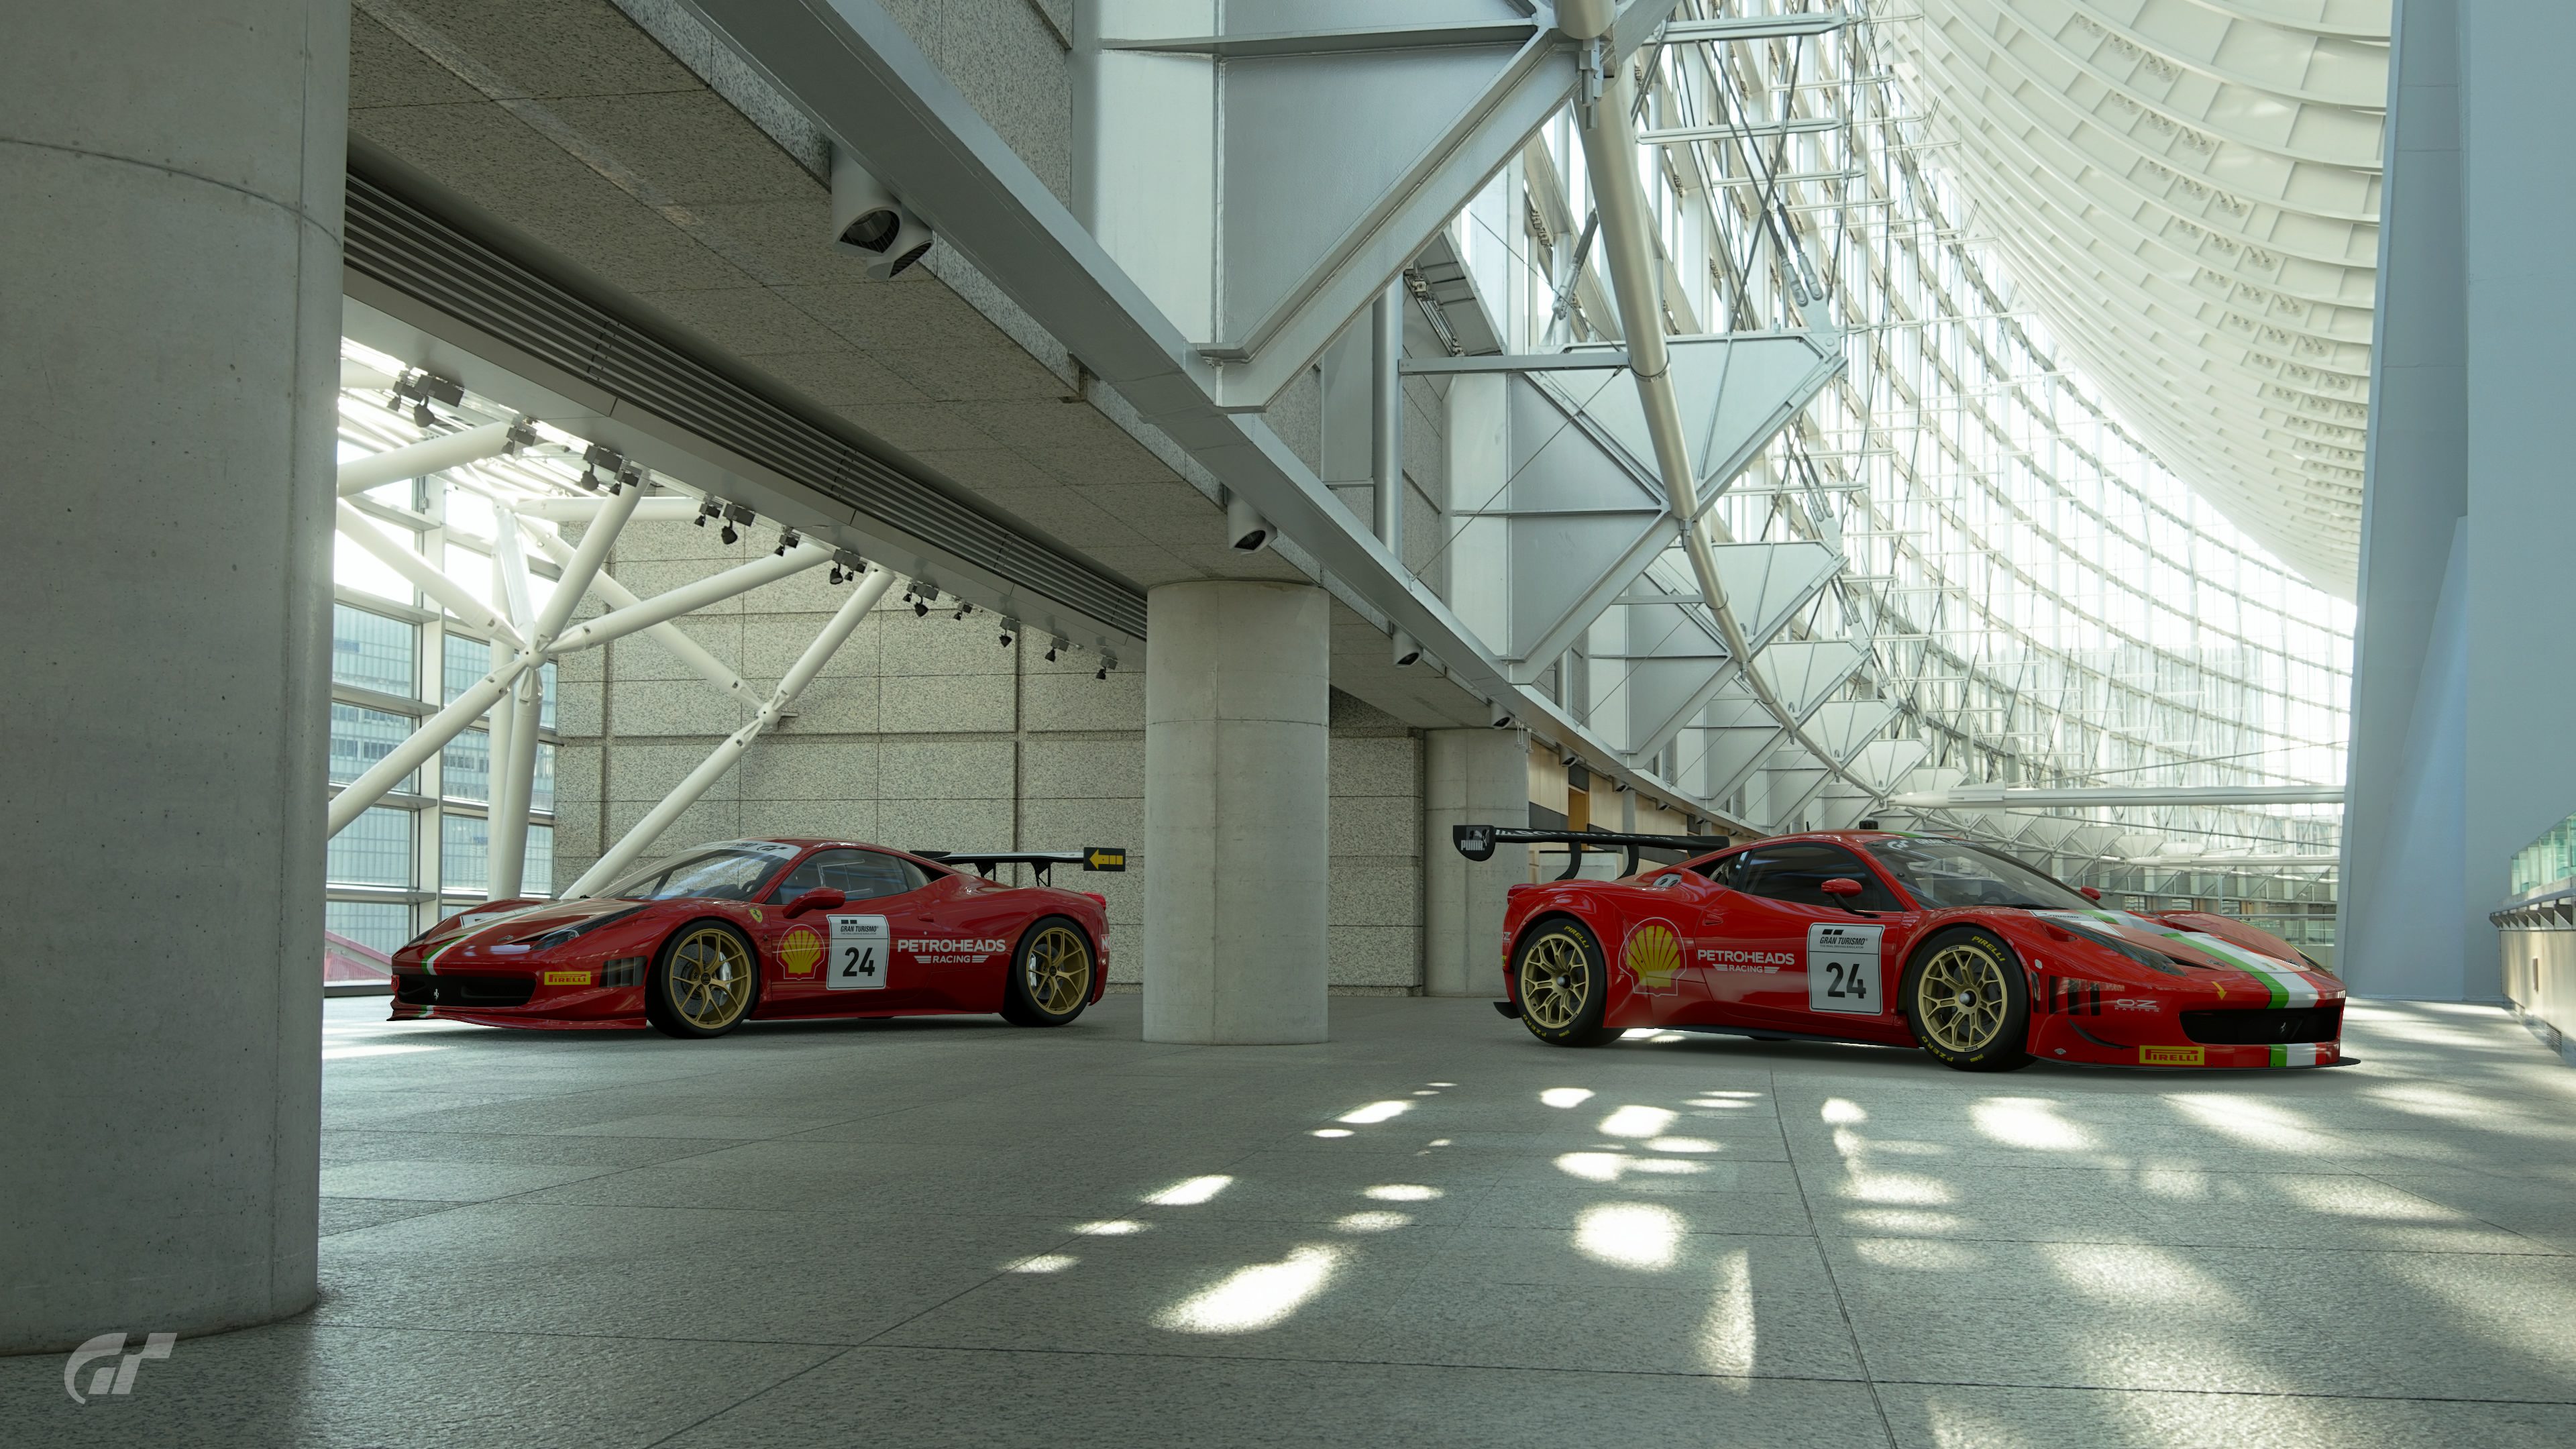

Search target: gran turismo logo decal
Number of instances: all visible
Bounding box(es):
[64,1332,173,1403]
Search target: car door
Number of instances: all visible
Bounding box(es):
[894,868,1030,1012]
[1700,842,1904,1030]
[757,849,940,1013]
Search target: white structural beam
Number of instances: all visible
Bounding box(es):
[337,421,517,497]
[1560,0,1878,804]
[512,496,703,523]
[560,568,899,898]
[1887,784,2344,809]
[334,500,524,647]
[546,539,833,655]
[328,651,537,835]
[518,519,755,708]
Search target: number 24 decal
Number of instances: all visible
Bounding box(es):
[840,946,879,979]
[1823,962,1869,999]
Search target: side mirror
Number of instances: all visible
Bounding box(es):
[2080,887,2103,902]
[784,888,846,918]
[1822,877,1864,898]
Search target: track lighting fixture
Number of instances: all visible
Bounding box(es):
[721,521,739,545]
[1045,635,1067,663]
[505,418,539,454]
[1391,628,1421,669]
[1095,651,1118,682]
[719,502,754,547]
[953,600,973,621]
[828,547,866,585]
[581,443,624,493]
[999,617,1018,648]
[610,462,644,495]
[1490,708,1515,730]
[774,527,801,557]
[913,594,930,616]
[696,500,722,528]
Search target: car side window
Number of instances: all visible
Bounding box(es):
[771,849,928,903]
[1731,843,1901,911]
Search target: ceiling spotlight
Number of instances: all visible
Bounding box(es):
[412,401,437,429]
[720,502,755,547]
[953,600,973,621]
[610,462,644,495]
[696,500,722,528]
[830,548,866,585]
[582,443,624,493]
[1095,651,1118,682]
[1225,492,1272,551]
[1391,628,1421,669]
[720,521,739,545]
[913,598,930,617]
[1490,709,1515,730]
[505,418,539,454]
[774,527,801,557]
[1095,665,1109,681]
[1045,635,1067,662]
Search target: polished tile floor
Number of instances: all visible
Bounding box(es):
[8,996,2576,1446]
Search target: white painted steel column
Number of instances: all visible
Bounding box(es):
[1372,281,1405,560]
[1143,581,1332,1043]
[561,568,899,898]
[546,540,832,654]
[1424,729,1532,997]
[519,518,754,708]
[487,482,642,898]
[0,0,346,1351]
[329,654,537,834]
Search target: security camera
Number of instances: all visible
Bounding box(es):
[830,146,934,280]
[1226,493,1272,551]
[1391,628,1421,669]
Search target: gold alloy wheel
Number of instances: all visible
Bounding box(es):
[1023,925,1093,1016]
[1916,941,2009,1054]
[1518,926,1593,1030]
[666,926,755,1031]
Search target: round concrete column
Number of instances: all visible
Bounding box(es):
[1142,580,1331,1043]
[0,2,347,1350]
[1424,728,1529,996]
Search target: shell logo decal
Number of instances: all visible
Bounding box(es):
[1624,922,1684,994]
[779,924,824,976]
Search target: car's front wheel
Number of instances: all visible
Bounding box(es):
[1512,917,1621,1047]
[646,921,761,1039]
[1900,926,2033,1071]
[1001,916,1095,1026]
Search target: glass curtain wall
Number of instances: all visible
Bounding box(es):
[325,339,568,959]
[1443,1,2349,953]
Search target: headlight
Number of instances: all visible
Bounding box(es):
[2055,920,2189,977]
[519,906,648,951]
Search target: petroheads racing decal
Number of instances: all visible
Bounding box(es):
[900,936,1012,967]
[778,924,824,977]
[1623,922,1684,994]
[1699,947,1796,971]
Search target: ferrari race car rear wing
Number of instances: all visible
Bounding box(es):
[1451,825,1718,881]
[913,847,1127,885]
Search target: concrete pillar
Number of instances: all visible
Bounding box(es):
[1143,580,1330,1042]
[0,1,347,1350]
[1424,728,1529,997]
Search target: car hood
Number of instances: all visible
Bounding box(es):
[2030,908,2334,995]
[410,897,658,957]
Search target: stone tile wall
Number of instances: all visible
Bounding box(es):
[554,516,1424,989]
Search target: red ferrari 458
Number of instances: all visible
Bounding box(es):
[390,839,1124,1038]
[1456,826,2343,1072]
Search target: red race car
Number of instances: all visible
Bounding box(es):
[390,839,1123,1038]
[1455,826,2343,1072]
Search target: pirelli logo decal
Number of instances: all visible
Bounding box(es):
[2139,1044,2204,1067]
[542,970,592,987]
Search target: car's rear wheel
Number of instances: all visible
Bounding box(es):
[1513,918,1620,1047]
[647,922,760,1038]
[1900,926,2033,1072]
[1001,917,1094,1026]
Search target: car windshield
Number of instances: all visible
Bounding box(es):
[1864,837,2094,912]
[588,847,792,903]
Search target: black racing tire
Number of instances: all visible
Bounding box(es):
[1900,925,2034,1072]
[645,920,762,1039]
[1000,916,1095,1027]
[1511,916,1621,1048]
